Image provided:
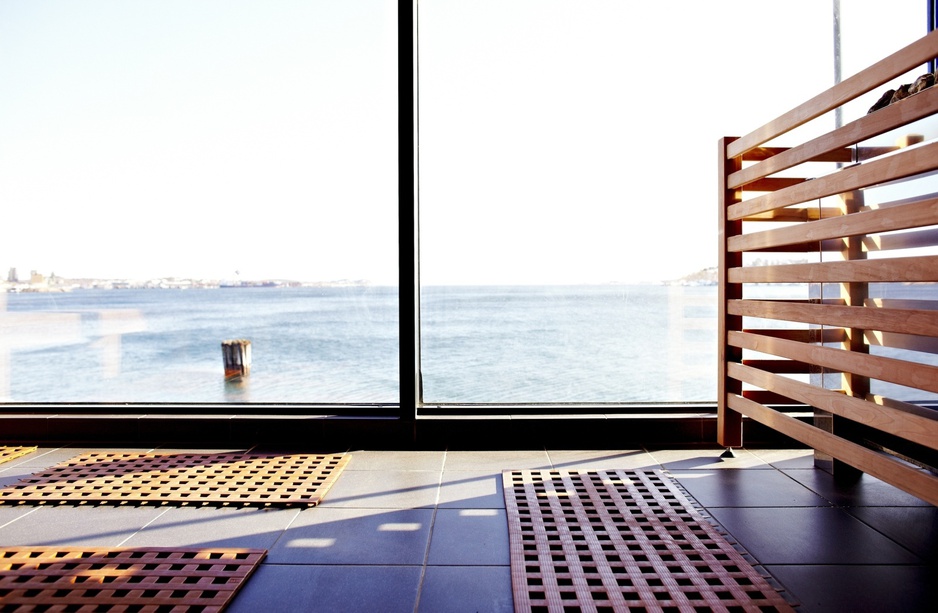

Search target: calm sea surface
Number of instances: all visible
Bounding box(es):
[5,283,933,405]
[0,284,722,404]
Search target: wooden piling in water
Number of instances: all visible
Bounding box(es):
[222,339,252,378]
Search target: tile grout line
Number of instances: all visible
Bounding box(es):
[115,506,173,548]
[412,450,447,613]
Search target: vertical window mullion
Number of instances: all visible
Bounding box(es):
[399,0,418,419]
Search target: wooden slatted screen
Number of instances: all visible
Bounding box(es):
[719,29,938,505]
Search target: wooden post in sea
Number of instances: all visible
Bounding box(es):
[222,339,252,379]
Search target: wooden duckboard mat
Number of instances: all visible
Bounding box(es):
[504,469,795,612]
[0,547,265,611]
[0,447,36,466]
[0,452,349,508]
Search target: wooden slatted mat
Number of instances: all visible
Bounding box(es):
[0,452,348,507]
[0,447,36,466]
[504,469,796,612]
[0,547,264,611]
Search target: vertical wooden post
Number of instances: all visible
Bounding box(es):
[815,190,867,481]
[718,137,744,449]
[222,339,252,379]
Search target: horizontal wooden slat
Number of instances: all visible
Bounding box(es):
[728,141,938,220]
[728,85,938,189]
[868,394,938,421]
[865,330,938,354]
[729,330,938,394]
[729,362,938,451]
[729,300,938,337]
[742,390,804,405]
[726,29,938,159]
[729,197,938,252]
[744,239,847,254]
[743,328,846,344]
[726,393,938,506]
[863,227,938,252]
[743,359,818,374]
[740,147,854,163]
[728,256,938,284]
[743,207,842,222]
[857,146,902,161]
[744,177,810,192]
[870,298,938,310]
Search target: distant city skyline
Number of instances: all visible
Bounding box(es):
[0,1,925,287]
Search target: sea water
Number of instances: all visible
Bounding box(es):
[0,285,721,404]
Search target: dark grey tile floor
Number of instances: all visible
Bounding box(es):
[0,445,935,612]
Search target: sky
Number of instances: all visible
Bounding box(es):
[0,0,926,285]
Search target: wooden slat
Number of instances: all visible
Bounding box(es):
[856,146,902,161]
[728,256,938,284]
[729,197,938,252]
[743,207,842,222]
[726,29,938,159]
[729,363,938,451]
[865,330,938,354]
[729,330,938,394]
[728,141,938,220]
[726,393,938,506]
[741,147,854,163]
[742,389,805,405]
[744,239,847,254]
[743,328,846,344]
[869,394,938,422]
[743,359,818,374]
[744,177,810,192]
[728,85,938,189]
[870,297,938,310]
[729,300,938,337]
[863,227,938,252]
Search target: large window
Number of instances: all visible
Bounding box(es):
[0,1,929,410]
[417,1,874,406]
[0,0,399,404]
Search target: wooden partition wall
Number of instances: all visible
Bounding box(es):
[718,30,938,505]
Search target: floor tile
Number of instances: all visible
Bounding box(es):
[228,564,421,613]
[0,463,44,488]
[3,447,110,469]
[319,469,441,508]
[121,506,301,550]
[747,448,815,469]
[647,447,770,469]
[443,450,552,472]
[767,565,938,613]
[708,506,921,565]
[438,470,505,509]
[427,508,509,565]
[418,566,514,613]
[846,505,938,562]
[671,469,831,507]
[3,444,933,612]
[267,507,434,565]
[546,449,659,470]
[0,506,167,547]
[782,468,934,507]
[0,506,40,530]
[346,450,446,472]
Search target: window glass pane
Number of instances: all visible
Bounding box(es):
[0,0,398,403]
[418,1,920,404]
